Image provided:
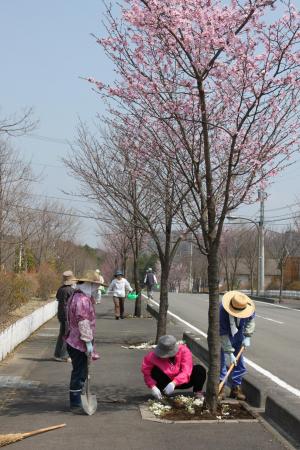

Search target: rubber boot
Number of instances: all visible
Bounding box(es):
[70,390,83,414]
[230,385,246,401]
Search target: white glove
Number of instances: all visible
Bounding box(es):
[243,337,251,348]
[163,382,176,396]
[151,386,162,400]
[225,352,237,367]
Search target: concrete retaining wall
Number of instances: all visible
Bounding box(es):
[0,300,58,361]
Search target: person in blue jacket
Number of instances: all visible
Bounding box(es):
[219,291,255,400]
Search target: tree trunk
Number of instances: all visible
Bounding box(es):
[279,266,283,303]
[133,248,141,317]
[250,269,254,296]
[155,261,169,343]
[205,247,220,413]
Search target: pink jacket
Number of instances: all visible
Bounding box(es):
[141,344,193,388]
[66,291,96,352]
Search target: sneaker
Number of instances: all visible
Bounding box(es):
[230,385,246,401]
[120,315,124,319]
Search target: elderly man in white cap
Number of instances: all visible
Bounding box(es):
[53,270,77,362]
[219,291,256,400]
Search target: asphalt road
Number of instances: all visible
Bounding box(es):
[154,293,300,393]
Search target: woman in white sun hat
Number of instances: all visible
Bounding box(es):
[219,291,255,400]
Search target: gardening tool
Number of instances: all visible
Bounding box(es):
[81,356,97,416]
[218,346,245,393]
[127,291,139,300]
[0,424,66,448]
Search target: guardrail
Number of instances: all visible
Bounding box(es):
[242,289,300,299]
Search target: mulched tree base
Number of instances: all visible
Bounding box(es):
[140,399,258,424]
[162,402,254,421]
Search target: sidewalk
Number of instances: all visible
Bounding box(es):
[0,296,295,450]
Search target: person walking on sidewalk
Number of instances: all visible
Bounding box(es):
[144,268,157,300]
[94,269,105,304]
[219,291,255,400]
[65,274,101,413]
[53,270,77,362]
[108,270,133,320]
[141,335,206,400]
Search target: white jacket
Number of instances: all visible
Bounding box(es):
[108,278,133,298]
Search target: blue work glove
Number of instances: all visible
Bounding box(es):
[163,382,176,396]
[225,352,237,367]
[243,337,251,348]
[151,386,162,400]
[85,341,93,355]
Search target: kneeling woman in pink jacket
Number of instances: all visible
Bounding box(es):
[141,335,206,400]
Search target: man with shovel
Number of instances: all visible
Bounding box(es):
[219,291,255,400]
[65,273,103,414]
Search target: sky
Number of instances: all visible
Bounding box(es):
[0,1,113,247]
[0,1,300,247]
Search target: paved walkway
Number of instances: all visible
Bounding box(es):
[0,296,295,450]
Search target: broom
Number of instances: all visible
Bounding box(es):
[0,423,66,447]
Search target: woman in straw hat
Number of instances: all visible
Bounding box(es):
[141,335,206,400]
[65,273,102,413]
[220,291,256,400]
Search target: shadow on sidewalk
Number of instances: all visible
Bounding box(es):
[0,384,149,417]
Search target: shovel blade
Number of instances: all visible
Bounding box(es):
[81,393,97,416]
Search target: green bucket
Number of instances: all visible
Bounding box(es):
[127,291,139,300]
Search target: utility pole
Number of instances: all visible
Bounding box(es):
[258,190,266,295]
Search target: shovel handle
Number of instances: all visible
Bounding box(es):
[218,346,245,393]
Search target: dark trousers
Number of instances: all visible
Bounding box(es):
[113,296,125,318]
[54,321,68,358]
[151,364,206,392]
[67,344,87,407]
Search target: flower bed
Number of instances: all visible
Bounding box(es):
[147,395,255,421]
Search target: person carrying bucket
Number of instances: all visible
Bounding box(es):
[108,270,133,319]
[219,291,255,400]
[65,273,103,413]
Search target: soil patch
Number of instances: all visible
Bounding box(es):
[145,396,256,423]
[162,401,254,421]
[0,298,54,333]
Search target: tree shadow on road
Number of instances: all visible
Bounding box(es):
[0,383,149,417]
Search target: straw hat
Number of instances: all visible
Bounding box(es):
[77,270,103,285]
[154,335,179,358]
[62,270,77,286]
[222,291,255,318]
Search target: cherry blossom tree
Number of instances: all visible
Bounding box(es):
[88,0,300,411]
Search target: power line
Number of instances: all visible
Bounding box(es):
[6,202,100,221]
[265,202,300,213]
[23,133,70,145]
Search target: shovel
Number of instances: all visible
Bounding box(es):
[81,356,98,415]
[218,346,245,393]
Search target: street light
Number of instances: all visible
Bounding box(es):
[227,216,264,295]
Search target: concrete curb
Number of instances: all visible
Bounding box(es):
[147,302,300,446]
[265,392,300,446]
[0,300,58,361]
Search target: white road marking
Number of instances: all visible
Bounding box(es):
[255,315,284,324]
[255,299,300,312]
[146,297,300,398]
